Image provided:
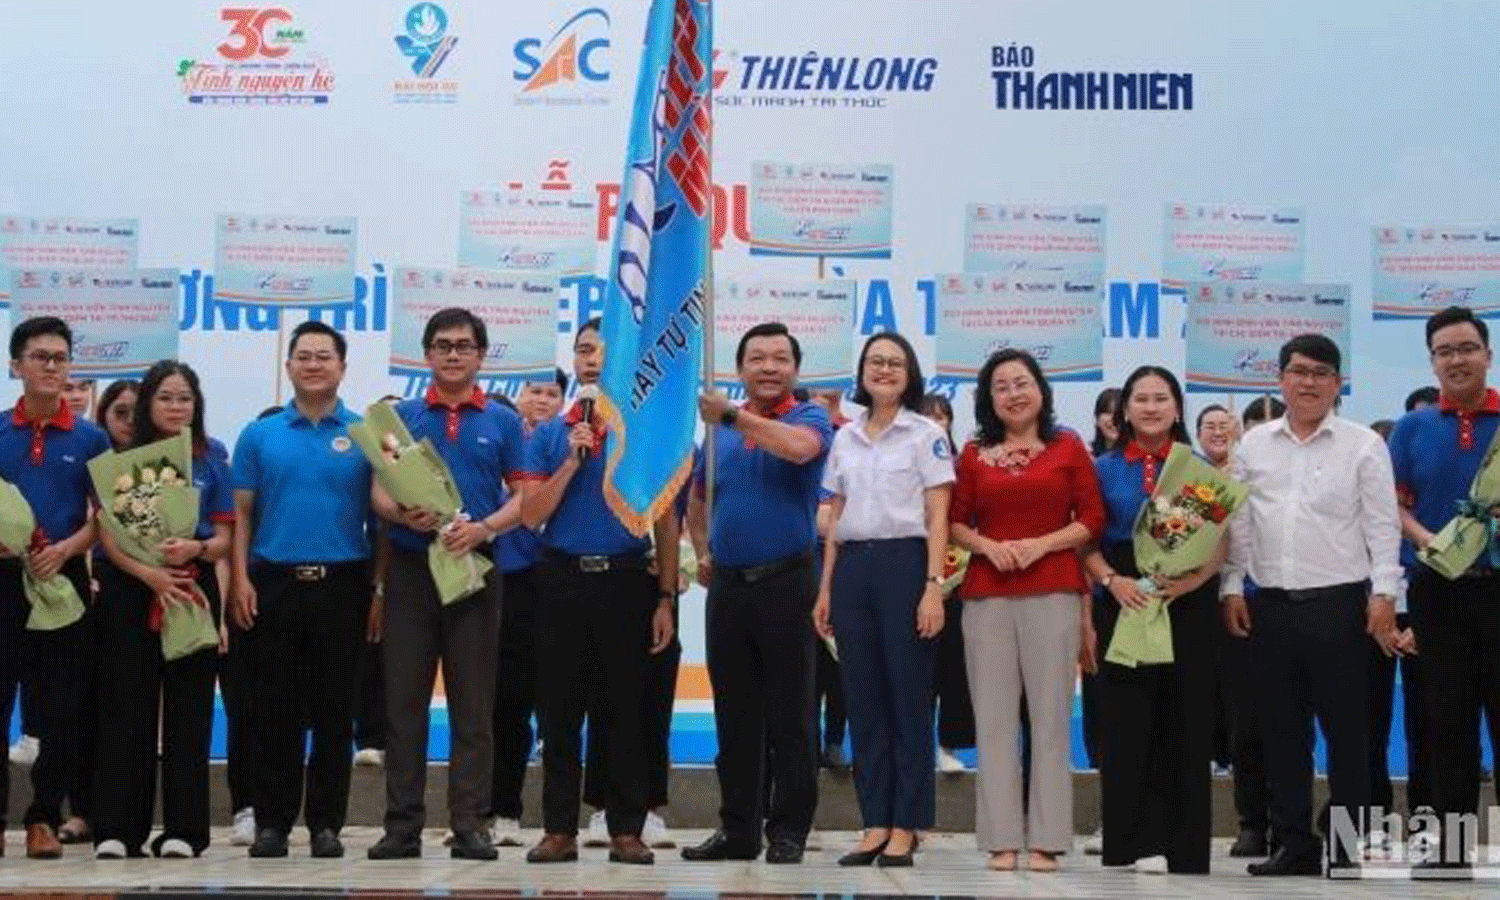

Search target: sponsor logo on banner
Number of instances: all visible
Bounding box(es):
[989,43,1192,111]
[713,48,938,110]
[393,3,458,103]
[177,7,335,105]
[513,7,611,106]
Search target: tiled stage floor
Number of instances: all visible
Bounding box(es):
[0,828,1491,898]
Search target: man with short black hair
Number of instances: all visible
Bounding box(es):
[0,317,109,859]
[683,322,832,864]
[1222,333,1400,876]
[231,320,372,860]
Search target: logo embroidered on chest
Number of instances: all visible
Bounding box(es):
[331,436,352,453]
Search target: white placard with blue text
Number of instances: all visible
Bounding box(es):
[963,204,1106,278]
[214,214,357,308]
[10,268,179,378]
[0,216,139,305]
[1371,225,1500,319]
[1184,281,1350,393]
[390,266,558,385]
[935,272,1104,385]
[458,188,597,276]
[713,279,857,394]
[749,162,893,258]
[1161,203,1305,291]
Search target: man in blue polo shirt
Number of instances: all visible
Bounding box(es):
[682,321,832,864]
[366,308,525,861]
[0,317,109,859]
[519,318,677,866]
[1390,305,1500,876]
[230,321,372,860]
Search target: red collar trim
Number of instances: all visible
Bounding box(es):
[1122,440,1170,464]
[11,398,74,431]
[743,394,798,420]
[424,384,487,412]
[564,400,600,426]
[1439,388,1500,415]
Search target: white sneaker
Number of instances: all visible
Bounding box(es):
[583,809,609,848]
[95,839,126,859]
[1082,826,1103,855]
[229,807,256,847]
[159,838,192,858]
[1134,854,1168,874]
[8,735,39,766]
[353,748,384,767]
[643,810,676,849]
[936,746,966,773]
[490,817,523,847]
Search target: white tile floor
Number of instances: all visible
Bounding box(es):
[0,828,1490,897]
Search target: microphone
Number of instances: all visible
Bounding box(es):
[576,384,599,462]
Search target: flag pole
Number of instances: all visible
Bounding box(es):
[702,18,718,534]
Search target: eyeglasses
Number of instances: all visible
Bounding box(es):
[1432,342,1485,361]
[1283,365,1337,382]
[23,351,69,368]
[865,355,906,371]
[430,340,481,357]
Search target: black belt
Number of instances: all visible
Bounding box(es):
[1259,581,1367,603]
[719,551,812,584]
[544,548,649,574]
[262,561,366,583]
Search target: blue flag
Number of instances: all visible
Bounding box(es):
[599,0,713,536]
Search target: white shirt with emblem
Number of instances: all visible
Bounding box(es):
[822,407,955,542]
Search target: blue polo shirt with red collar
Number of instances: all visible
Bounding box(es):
[0,399,110,544]
[495,419,547,573]
[693,395,832,568]
[387,386,525,553]
[1389,388,1500,570]
[519,401,650,558]
[191,443,236,541]
[232,399,372,565]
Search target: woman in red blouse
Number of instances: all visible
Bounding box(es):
[949,349,1105,872]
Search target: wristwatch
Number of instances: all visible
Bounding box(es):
[720,408,739,428]
[926,574,943,586]
[1101,572,1116,589]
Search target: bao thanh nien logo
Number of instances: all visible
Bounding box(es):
[987,42,1193,110]
[177,7,334,105]
[394,3,458,103]
[512,7,611,106]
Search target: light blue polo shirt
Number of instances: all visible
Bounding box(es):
[232,399,372,565]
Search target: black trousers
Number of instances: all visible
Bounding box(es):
[1095,547,1217,873]
[219,617,257,814]
[91,564,219,855]
[706,554,818,847]
[63,581,99,823]
[932,592,975,750]
[584,602,679,811]
[1255,584,1370,858]
[815,637,846,749]
[1409,568,1500,862]
[0,558,88,830]
[355,627,386,752]
[1223,592,1268,834]
[490,566,539,820]
[249,560,368,836]
[1370,611,1430,814]
[535,559,654,837]
[1079,591,1110,769]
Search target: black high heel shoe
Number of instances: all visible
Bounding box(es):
[838,839,889,867]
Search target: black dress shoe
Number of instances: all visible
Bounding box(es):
[1246,846,1320,876]
[1229,827,1268,858]
[248,828,289,858]
[450,830,498,860]
[765,838,804,864]
[681,829,759,861]
[838,840,888,867]
[876,848,914,867]
[309,829,344,859]
[367,832,421,860]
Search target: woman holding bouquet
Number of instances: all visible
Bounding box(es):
[92,361,232,859]
[1079,366,1224,874]
[949,349,1104,872]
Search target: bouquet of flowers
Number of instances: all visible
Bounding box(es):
[941,544,970,595]
[87,430,218,660]
[349,401,492,605]
[0,480,85,630]
[1107,443,1247,668]
[1421,427,1500,579]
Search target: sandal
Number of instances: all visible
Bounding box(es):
[989,850,1018,871]
[57,818,91,844]
[1029,849,1060,872]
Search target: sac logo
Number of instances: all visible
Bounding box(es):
[513,7,610,104]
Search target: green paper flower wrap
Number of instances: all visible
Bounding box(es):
[0,480,84,631]
[1420,426,1500,580]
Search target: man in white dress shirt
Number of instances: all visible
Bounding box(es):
[1221,333,1401,876]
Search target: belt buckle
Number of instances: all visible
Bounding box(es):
[293,565,326,582]
[578,555,610,574]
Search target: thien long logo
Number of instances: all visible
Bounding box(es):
[715,50,937,110]
[513,7,611,105]
[989,43,1192,110]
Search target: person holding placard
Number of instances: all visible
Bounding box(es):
[1389,306,1500,875]
[90,361,232,859]
[1079,366,1225,875]
[812,332,952,867]
[948,349,1104,873]
[230,321,373,860]
[1222,334,1400,876]
[0,317,109,860]
[366,308,525,862]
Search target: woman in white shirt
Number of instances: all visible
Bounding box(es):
[813,332,954,867]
